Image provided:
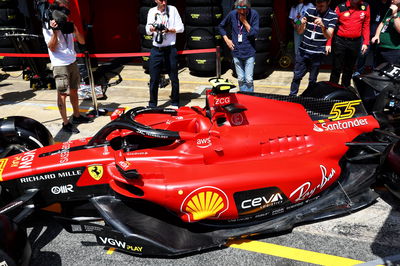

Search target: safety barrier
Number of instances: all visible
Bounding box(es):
[0,47,220,116]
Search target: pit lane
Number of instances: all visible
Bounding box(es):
[1,66,400,265]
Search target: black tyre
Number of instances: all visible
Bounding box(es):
[185,26,222,49]
[0,116,54,158]
[255,27,272,52]
[185,6,223,26]
[187,53,217,75]
[0,35,13,47]
[141,0,156,6]
[0,8,19,26]
[140,47,151,71]
[0,249,16,266]
[253,7,273,27]
[139,6,151,25]
[253,52,271,78]
[0,47,22,71]
[139,24,153,48]
[301,81,360,101]
[251,0,273,6]
[0,215,31,266]
[186,0,221,5]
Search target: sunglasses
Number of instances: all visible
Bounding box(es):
[236,6,247,9]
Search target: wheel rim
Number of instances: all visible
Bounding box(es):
[0,144,29,158]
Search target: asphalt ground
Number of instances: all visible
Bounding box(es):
[1,65,400,265]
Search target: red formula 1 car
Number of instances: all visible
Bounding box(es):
[0,79,399,257]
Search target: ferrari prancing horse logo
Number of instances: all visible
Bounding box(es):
[88,165,104,181]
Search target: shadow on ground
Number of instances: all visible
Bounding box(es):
[0,89,36,105]
[28,216,63,266]
[370,190,400,264]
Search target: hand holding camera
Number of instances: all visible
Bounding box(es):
[47,2,74,34]
[151,22,168,44]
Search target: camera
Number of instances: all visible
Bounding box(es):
[307,15,318,23]
[152,23,167,44]
[36,1,74,34]
[48,3,74,34]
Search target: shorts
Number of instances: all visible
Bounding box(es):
[53,61,80,94]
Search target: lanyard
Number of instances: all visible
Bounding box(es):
[237,15,243,34]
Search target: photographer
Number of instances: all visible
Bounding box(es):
[145,0,184,108]
[42,0,92,134]
[289,0,337,96]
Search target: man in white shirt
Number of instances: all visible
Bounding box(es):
[42,0,92,134]
[145,0,184,108]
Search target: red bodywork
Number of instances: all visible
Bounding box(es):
[0,91,379,223]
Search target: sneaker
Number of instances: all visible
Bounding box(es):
[71,115,93,124]
[62,123,80,134]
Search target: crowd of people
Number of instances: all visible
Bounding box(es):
[42,0,400,133]
[289,0,400,94]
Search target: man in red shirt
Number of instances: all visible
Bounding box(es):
[327,0,370,87]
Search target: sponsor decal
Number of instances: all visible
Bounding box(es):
[214,96,231,105]
[272,208,285,215]
[314,118,369,132]
[181,186,229,222]
[11,155,21,167]
[18,150,36,169]
[386,65,400,77]
[51,184,74,194]
[127,151,149,156]
[88,165,104,181]
[0,158,7,181]
[19,168,83,184]
[328,100,361,121]
[234,187,288,216]
[117,161,131,171]
[196,137,212,148]
[166,116,183,125]
[289,165,336,202]
[313,124,324,132]
[70,224,103,233]
[103,145,110,156]
[231,113,244,126]
[59,142,71,164]
[98,237,143,253]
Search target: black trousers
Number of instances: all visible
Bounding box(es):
[149,45,180,107]
[329,35,361,87]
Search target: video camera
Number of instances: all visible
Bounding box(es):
[307,15,319,23]
[152,23,167,44]
[36,0,74,34]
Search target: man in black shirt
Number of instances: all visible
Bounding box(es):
[354,0,390,75]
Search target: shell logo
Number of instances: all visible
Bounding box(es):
[180,186,229,222]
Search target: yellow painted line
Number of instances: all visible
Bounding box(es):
[45,106,90,113]
[44,106,124,116]
[106,248,115,255]
[227,240,364,266]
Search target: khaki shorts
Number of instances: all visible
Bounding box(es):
[53,61,80,94]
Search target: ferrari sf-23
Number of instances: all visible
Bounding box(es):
[0,76,399,257]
